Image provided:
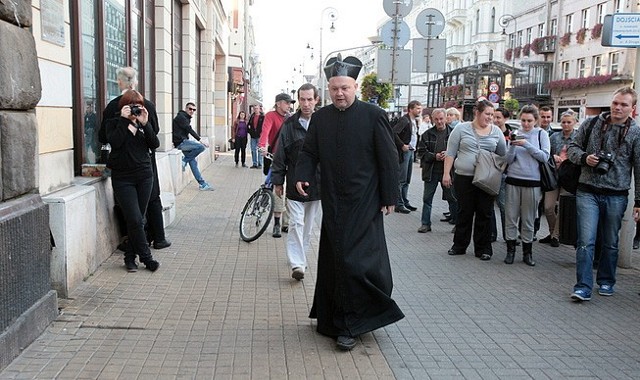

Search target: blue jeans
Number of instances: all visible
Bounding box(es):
[178,140,206,185]
[397,150,414,207]
[250,137,263,167]
[421,171,457,226]
[574,191,627,293]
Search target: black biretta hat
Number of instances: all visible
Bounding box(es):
[323,54,363,81]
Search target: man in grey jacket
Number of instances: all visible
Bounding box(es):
[271,83,320,281]
[567,86,640,301]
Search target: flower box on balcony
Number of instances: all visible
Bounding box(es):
[523,43,531,56]
[576,28,587,44]
[591,23,603,39]
[559,32,571,47]
[545,74,614,91]
[505,48,513,61]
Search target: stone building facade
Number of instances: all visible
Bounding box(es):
[0,0,260,371]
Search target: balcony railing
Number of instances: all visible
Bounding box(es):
[512,83,551,97]
[531,36,556,54]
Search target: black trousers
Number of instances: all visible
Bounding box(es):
[234,136,248,164]
[112,172,153,261]
[146,151,166,243]
[452,174,495,256]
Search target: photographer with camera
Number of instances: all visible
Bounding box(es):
[503,105,551,267]
[567,87,640,302]
[105,90,161,272]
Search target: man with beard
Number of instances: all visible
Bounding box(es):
[295,54,404,351]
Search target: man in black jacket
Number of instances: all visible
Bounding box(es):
[99,66,171,250]
[416,108,457,233]
[247,104,264,169]
[271,83,320,281]
[393,100,422,213]
[172,103,213,191]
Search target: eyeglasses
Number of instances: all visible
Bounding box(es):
[188,107,197,111]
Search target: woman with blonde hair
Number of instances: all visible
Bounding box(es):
[540,109,578,247]
[446,107,462,127]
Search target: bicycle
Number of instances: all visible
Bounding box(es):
[239,153,275,242]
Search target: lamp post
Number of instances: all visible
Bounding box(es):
[318,7,338,106]
[499,14,518,90]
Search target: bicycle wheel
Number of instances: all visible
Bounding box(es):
[239,188,275,242]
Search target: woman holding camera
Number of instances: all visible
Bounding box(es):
[504,105,551,266]
[106,90,161,272]
[443,100,506,260]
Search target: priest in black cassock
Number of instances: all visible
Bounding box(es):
[295,54,404,351]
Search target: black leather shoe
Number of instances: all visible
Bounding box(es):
[395,206,411,214]
[479,254,492,261]
[281,226,289,233]
[448,248,465,255]
[440,216,452,222]
[153,239,172,249]
[336,336,357,351]
[405,204,417,211]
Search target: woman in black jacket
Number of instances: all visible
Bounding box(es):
[106,90,161,272]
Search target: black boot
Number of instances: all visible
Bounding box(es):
[523,242,535,266]
[504,240,516,264]
[124,254,138,272]
[139,249,160,272]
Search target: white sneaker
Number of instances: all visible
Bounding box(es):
[199,183,214,191]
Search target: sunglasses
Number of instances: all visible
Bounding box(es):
[188,107,197,111]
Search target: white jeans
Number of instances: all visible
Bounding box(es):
[286,199,321,270]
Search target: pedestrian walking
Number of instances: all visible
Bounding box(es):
[296,54,404,351]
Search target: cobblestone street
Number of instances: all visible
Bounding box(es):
[2,153,640,379]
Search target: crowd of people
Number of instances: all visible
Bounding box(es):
[102,61,638,352]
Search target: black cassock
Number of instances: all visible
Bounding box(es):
[296,100,405,338]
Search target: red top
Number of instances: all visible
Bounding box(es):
[258,111,286,150]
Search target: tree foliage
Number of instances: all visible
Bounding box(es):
[360,73,393,109]
[504,98,520,115]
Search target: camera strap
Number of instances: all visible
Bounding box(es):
[598,116,631,153]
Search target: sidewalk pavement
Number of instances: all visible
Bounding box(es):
[2,154,640,379]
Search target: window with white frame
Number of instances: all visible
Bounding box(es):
[561,61,570,80]
[517,30,523,46]
[490,8,495,33]
[596,3,606,23]
[566,14,574,33]
[475,9,480,34]
[510,33,515,48]
[526,27,532,43]
[592,55,603,76]
[609,52,620,74]
[614,0,623,12]
[577,58,586,78]
[538,23,544,37]
[581,8,589,29]
[551,18,558,36]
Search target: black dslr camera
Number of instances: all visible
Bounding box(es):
[130,104,142,116]
[595,151,614,174]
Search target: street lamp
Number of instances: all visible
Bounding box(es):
[499,14,518,89]
[318,7,338,106]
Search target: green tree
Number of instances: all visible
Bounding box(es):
[504,98,520,116]
[360,73,393,109]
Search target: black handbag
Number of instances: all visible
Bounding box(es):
[228,138,235,150]
[557,160,581,194]
[538,130,558,192]
[556,116,598,194]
